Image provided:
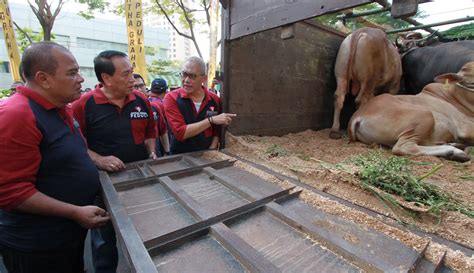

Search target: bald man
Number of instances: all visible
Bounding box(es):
[0,42,109,273]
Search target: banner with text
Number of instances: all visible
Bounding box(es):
[0,0,21,82]
[125,0,147,83]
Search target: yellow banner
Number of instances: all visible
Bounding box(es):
[125,0,147,83]
[0,0,21,82]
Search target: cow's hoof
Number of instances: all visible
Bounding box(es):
[446,151,471,162]
[329,131,342,139]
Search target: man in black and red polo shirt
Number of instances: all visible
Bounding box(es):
[149,78,170,156]
[164,56,236,154]
[0,42,110,273]
[72,50,157,273]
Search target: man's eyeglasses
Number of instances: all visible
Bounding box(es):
[134,83,145,89]
[179,71,204,80]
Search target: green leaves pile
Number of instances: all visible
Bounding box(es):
[352,151,473,219]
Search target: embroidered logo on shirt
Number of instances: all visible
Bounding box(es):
[130,106,149,119]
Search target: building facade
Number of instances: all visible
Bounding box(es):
[143,0,208,62]
[0,1,170,89]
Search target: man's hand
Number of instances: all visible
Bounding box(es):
[94,155,126,172]
[210,113,237,126]
[72,205,110,229]
[149,152,157,160]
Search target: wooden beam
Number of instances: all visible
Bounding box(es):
[154,175,286,272]
[391,0,418,19]
[341,10,389,30]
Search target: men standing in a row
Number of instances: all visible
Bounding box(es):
[164,56,236,154]
[0,42,110,273]
[72,50,157,273]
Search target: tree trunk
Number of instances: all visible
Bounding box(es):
[42,23,53,41]
[207,0,219,87]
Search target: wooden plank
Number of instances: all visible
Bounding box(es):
[147,177,293,250]
[114,160,234,191]
[211,223,281,273]
[99,171,158,273]
[413,250,447,273]
[157,176,287,272]
[266,202,427,273]
[391,0,418,19]
[227,0,372,39]
[265,202,381,272]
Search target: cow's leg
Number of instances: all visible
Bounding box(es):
[354,81,374,108]
[391,116,432,157]
[393,141,470,162]
[330,79,348,139]
[392,126,471,163]
[387,81,400,95]
[418,145,470,162]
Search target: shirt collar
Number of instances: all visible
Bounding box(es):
[149,96,163,103]
[16,86,59,111]
[178,86,211,102]
[92,85,137,105]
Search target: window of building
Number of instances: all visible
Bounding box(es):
[0,62,10,73]
[79,67,95,77]
[77,38,127,52]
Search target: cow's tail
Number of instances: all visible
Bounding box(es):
[348,116,361,143]
[346,29,364,86]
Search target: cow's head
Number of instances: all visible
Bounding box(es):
[434,62,474,114]
[435,61,474,90]
[396,32,422,53]
[396,31,439,54]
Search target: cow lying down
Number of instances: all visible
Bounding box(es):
[349,62,474,162]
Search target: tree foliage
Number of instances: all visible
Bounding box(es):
[76,0,109,19]
[0,88,13,99]
[147,59,180,77]
[15,27,47,53]
[441,23,474,40]
[16,0,108,42]
[150,0,210,59]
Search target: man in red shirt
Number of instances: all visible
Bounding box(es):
[72,50,157,273]
[164,56,236,154]
[149,78,170,156]
[0,42,109,273]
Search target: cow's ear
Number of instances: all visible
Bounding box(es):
[434,73,463,84]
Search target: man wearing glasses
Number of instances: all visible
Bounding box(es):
[164,56,236,154]
[133,73,148,96]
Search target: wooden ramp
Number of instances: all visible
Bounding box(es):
[100,152,451,273]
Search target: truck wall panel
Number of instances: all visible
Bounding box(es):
[227,22,343,136]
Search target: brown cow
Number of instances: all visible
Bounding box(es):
[348,61,474,162]
[330,27,402,139]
